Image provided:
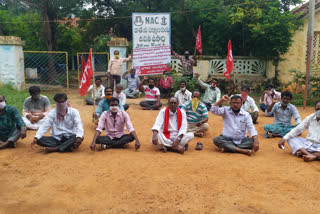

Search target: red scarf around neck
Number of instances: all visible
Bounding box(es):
[163,106,182,139]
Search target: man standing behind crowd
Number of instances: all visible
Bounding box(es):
[22,86,51,130]
[139,76,162,110]
[122,69,140,98]
[195,73,221,111]
[175,81,192,108]
[158,71,173,99]
[108,50,131,90]
[85,77,105,105]
[0,95,27,149]
[259,83,281,113]
[211,95,259,156]
[172,50,197,78]
[182,91,209,138]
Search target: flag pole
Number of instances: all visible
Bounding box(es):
[91,49,96,122]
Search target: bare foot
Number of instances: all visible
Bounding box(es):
[303,154,317,162]
[171,147,184,154]
[142,107,150,110]
[267,132,274,138]
[44,147,59,153]
[296,151,303,158]
[0,141,10,149]
[194,132,204,137]
[162,146,168,153]
[9,141,16,148]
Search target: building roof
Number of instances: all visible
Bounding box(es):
[292,0,320,19]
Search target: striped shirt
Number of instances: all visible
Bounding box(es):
[143,85,160,101]
[182,101,208,123]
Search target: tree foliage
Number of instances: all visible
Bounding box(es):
[0,0,304,63]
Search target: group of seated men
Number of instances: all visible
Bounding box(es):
[0,74,319,162]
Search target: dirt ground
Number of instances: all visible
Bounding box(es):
[1,92,320,214]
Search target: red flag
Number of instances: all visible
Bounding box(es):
[79,49,94,96]
[80,55,85,80]
[196,26,202,55]
[224,40,233,81]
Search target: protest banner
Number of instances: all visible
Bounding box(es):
[132,13,171,75]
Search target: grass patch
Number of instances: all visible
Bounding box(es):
[0,84,55,113]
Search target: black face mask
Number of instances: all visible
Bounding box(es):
[232,108,240,114]
[185,55,189,59]
[149,84,154,89]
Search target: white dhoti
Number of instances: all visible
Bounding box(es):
[288,137,320,155]
[152,132,194,150]
[22,117,46,130]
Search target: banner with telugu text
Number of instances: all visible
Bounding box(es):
[132,13,171,75]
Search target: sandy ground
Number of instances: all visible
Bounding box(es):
[1,92,320,214]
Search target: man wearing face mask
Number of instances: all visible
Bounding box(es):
[278,100,320,161]
[122,69,140,98]
[259,83,281,113]
[174,81,192,109]
[211,95,259,156]
[182,91,209,139]
[138,76,162,110]
[22,86,51,130]
[172,50,197,78]
[151,97,194,154]
[195,73,221,111]
[278,100,320,162]
[114,84,129,111]
[31,93,84,153]
[0,95,27,149]
[237,85,259,124]
[108,50,131,90]
[264,91,301,138]
[90,98,140,151]
[94,87,125,120]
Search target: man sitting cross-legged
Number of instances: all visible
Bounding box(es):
[90,98,140,151]
[278,100,320,162]
[139,76,162,110]
[93,87,125,120]
[264,91,301,138]
[211,95,259,156]
[151,97,194,154]
[0,95,27,149]
[182,90,209,138]
[22,86,51,130]
[31,93,84,153]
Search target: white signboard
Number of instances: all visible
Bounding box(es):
[132,13,171,75]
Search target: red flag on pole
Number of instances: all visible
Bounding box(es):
[79,48,94,96]
[196,26,202,55]
[80,55,85,80]
[224,40,233,81]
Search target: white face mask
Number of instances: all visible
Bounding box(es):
[315,110,320,118]
[180,87,186,92]
[0,101,6,110]
[110,106,119,113]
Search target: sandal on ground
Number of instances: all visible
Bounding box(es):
[195,142,203,150]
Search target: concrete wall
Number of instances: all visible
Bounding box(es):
[277,9,320,84]
[0,36,25,89]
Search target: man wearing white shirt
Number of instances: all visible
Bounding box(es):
[85,77,105,105]
[151,97,194,154]
[174,81,192,109]
[237,85,259,124]
[211,95,260,156]
[31,93,84,153]
[114,84,129,111]
[108,50,131,90]
[278,100,320,162]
